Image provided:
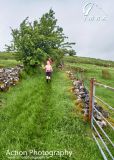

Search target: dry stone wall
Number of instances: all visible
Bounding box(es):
[66,70,108,128]
[0,65,23,91]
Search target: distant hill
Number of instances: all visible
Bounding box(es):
[64,56,114,67]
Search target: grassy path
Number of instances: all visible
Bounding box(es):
[0,71,102,160]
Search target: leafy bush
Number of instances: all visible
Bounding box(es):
[19,70,28,79]
[102,69,111,79]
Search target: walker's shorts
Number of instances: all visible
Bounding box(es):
[46,72,51,77]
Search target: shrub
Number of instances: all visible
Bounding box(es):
[102,69,111,79]
[19,70,28,79]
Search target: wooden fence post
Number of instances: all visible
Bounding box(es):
[89,78,94,126]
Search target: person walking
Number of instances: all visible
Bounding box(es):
[45,60,53,83]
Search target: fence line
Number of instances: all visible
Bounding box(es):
[92,133,108,160]
[93,125,114,160]
[95,82,114,91]
[93,107,114,130]
[93,117,114,147]
[89,79,114,160]
[95,96,114,111]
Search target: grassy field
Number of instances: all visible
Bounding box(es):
[0,71,102,160]
[0,52,20,67]
[0,54,114,159]
[64,56,114,111]
[0,52,16,59]
[65,56,114,67]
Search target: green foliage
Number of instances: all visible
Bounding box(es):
[6,9,75,70]
[19,70,28,79]
[102,69,111,79]
[65,49,76,56]
[69,49,76,56]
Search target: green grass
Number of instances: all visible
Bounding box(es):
[0,71,102,160]
[0,59,21,68]
[64,56,114,109]
[0,52,16,60]
[0,52,20,67]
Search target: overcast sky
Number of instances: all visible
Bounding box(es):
[0,0,114,60]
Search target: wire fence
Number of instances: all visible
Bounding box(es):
[68,68,114,159]
[89,79,114,160]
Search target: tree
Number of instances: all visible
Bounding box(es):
[68,49,76,56]
[63,49,76,56]
[6,9,75,70]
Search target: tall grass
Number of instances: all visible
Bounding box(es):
[0,71,102,160]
